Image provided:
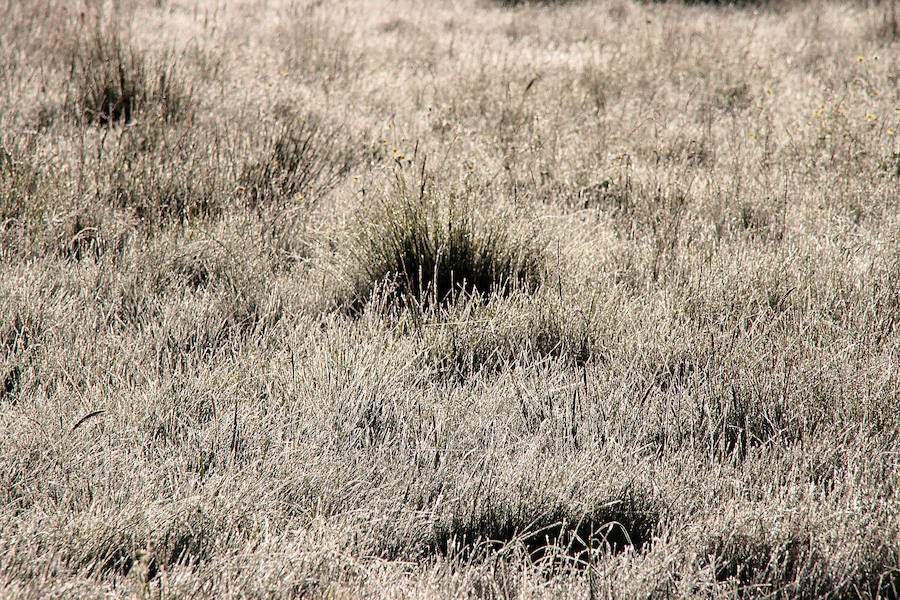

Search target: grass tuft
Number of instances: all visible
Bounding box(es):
[348,184,544,311]
[70,27,191,126]
[706,533,830,596]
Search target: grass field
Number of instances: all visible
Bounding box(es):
[2,0,900,597]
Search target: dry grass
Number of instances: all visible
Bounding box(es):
[2,0,900,597]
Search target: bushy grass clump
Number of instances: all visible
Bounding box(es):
[69,26,191,126]
[348,184,544,311]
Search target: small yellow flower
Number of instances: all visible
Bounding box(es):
[888,129,896,135]
[766,88,772,95]
[282,71,289,77]
[866,114,875,121]
[392,147,398,153]
[857,56,864,62]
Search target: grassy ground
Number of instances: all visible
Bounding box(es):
[2,0,900,597]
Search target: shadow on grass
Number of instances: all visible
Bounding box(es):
[77,511,218,580]
[380,490,661,569]
[706,531,900,598]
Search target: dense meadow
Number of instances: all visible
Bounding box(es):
[1,0,900,597]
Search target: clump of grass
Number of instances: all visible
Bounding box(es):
[347,181,544,311]
[239,110,361,210]
[69,26,191,126]
[705,532,831,596]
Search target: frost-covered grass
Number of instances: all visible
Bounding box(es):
[2,0,899,597]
